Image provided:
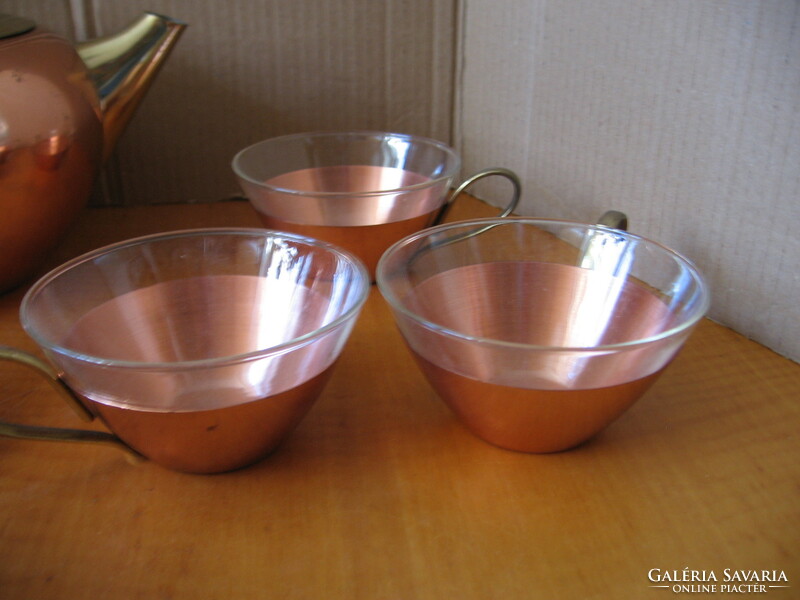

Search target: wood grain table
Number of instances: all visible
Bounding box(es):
[1,197,798,599]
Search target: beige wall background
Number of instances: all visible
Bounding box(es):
[457,0,799,362]
[2,0,798,361]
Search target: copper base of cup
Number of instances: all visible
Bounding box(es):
[48,265,366,473]
[412,349,665,453]
[84,366,334,474]
[390,258,687,452]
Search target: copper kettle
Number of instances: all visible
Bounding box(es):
[0,12,185,292]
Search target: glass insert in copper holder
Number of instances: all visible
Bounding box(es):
[232,131,520,279]
[377,217,710,453]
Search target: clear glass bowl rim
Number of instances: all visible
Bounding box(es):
[376,216,712,353]
[231,130,462,197]
[21,228,370,371]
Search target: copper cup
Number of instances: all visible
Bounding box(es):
[0,229,369,473]
[232,131,520,279]
[377,218,710,453]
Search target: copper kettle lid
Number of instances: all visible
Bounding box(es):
[0,14,36,39]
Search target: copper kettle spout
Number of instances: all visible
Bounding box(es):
[76,12,186,162]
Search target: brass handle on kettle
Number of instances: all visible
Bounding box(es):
[0,347,142,462]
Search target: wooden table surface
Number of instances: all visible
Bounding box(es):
[1,197,798,599]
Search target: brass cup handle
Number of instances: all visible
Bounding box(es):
[0,347,142,462]
[578,210,631,270]
[597,210,628,231]
[434,167,522,225]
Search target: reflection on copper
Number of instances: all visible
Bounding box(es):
[397,261,683,453]
[256,165,443,226]
[0,12,183,292]
[0,116,9,166]
[0,138,97,291]
[243,165,449,279]
[62,273,347,399]
[32,132,71,170]
[404,263,677,376]
[51,267,362,473]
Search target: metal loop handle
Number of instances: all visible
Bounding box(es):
[596,210,628,231]
[435,167,522,224]
[0,347,142,462]
[579,210,631,270]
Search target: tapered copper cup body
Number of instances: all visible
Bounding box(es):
[14,229,369,473]
[377,218,710,453]
[232,131,461,279]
